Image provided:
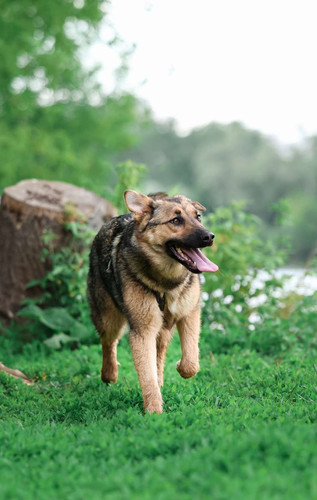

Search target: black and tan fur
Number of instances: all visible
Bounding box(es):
[87,190,216,414]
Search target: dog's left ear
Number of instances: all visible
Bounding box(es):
[124,190,153,215]
[192,201,206,211]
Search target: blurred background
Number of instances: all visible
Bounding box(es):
[0,0,316,264]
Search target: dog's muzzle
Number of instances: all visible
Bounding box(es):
[166,229,218,274]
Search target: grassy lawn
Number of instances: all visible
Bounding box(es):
[1,330,316,500]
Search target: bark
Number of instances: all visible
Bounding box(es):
[0,179,116,322]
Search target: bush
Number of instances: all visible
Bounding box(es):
[201,203,316,357]
[19,219,96,348]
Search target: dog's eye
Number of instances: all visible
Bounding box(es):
[197,214,201,222]
[170,217,182,225]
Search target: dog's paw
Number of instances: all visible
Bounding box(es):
[176,360,199,379]
[101,367,118,385]
[143,391,163,414]
[144,402,163,414]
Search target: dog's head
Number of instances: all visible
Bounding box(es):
[124,190,218,274]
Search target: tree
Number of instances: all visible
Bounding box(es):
[0,0,145,194]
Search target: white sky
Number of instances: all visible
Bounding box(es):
[90,0,317,144]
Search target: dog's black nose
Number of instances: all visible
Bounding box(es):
[183,229,215,248]
[203,232,215,244]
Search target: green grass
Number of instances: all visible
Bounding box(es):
[1,332,316,500]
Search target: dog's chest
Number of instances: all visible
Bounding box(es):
[165,289,193,320]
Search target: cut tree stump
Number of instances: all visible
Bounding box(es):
[0,179,117,323]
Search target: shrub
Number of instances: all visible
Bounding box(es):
[201,203,316,357]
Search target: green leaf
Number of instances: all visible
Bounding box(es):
[18,303,46,321]
[69,322,91,340]
[18,304,89,338]
[44,333,78,350]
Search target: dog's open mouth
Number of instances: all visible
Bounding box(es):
[168,245,218,273]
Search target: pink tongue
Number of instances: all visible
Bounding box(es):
[183,248,219,272]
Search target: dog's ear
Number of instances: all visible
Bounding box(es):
[147,192,168,201]
[124,190,153,215]
[192,201,206,212]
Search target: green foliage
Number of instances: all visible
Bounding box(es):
[203,201,289,290]
[31,221,94,317]
[201,201,288,315]
[0,0,146,194]
[200,203,316,357]
[18,303,90,346]
[19,218,96,347]
[108,160,148,214]
[201,289,317,357]
[283,194,317,263]
[0,0,103,110]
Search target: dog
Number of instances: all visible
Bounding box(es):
[87,190,218,414]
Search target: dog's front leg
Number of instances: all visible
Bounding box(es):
[130,327,163,414]
[176,304,200,379]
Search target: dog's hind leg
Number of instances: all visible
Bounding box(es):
[101,334,123,385]
[100,312,126,384]
[176,304,201,379]
[156,327,174,387]
[90,292,126,384]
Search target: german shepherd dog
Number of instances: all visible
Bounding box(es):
[88,191,218,414]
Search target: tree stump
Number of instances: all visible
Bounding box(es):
[0,179,117,323]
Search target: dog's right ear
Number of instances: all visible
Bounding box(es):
[124,190,153,215]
